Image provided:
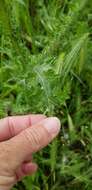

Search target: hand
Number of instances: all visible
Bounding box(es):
[0,114,60,190]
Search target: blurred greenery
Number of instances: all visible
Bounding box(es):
[0,0,92,189]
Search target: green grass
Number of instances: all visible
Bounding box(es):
[0,0,92,189]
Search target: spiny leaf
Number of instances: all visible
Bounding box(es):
[34,65,53,114]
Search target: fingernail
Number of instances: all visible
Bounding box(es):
[43,117,61,138]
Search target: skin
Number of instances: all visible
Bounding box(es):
[0,114,60,190]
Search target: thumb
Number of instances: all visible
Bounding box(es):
[6,117,60,170]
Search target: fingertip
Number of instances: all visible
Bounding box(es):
[23,162,38,173]
[43,117,61,138]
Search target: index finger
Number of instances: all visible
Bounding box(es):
[0,114,46,141]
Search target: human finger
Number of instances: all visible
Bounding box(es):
[16,162,38,181]
[0,114,46,141]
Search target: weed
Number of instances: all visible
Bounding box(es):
[0,0,92,189]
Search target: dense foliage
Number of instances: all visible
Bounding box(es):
[0,0,92,189]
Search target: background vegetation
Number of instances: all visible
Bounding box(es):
[0,0,92,189]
